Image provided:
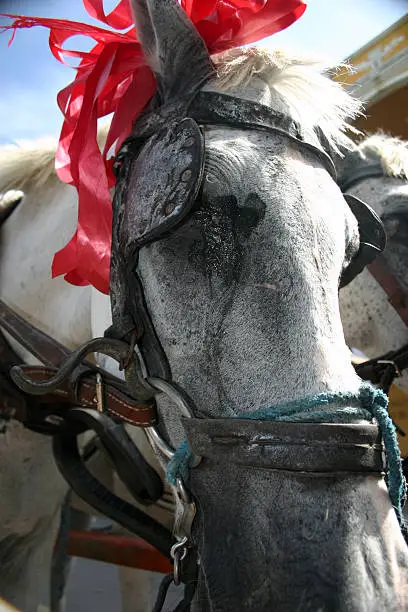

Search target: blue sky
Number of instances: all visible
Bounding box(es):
[0,0,406,143]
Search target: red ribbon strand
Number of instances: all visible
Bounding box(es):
[1,0,306,294]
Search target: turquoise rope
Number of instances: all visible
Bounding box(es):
[359,384,406,526]
[165,382,407,531]
[167,440,191,486]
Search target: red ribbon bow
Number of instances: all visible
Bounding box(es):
[1,0,306,294]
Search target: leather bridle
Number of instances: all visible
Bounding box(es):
[338,160,385,192]
[107,91,385,387]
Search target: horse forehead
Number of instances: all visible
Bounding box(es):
[204,134,348,241]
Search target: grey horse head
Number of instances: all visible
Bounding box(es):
[109,3,408,609]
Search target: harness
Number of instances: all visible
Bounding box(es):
[0,91,396,602]
[108,91,385,377]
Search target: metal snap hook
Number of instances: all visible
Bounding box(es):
[174,477,197,542]
[176,477,191,505]
[171,536,188,586]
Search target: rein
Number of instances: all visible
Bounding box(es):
[354,343,408,395]
[368,256,408,329]
[0,299,157,432]
[0,299,178,562]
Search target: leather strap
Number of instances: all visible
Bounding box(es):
[368,256,408,328]
[189,91,337,179]
[354,343,408,387]
[338,162,408,328]
[0,299,71,367]
[131,90,336,180]
[338,161,384,192]
[0,328,28,422]
[183,419,384,473]
[17,365,156,427]
[0,299,157,428]
[52,433,175,559]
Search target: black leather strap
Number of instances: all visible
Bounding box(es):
[339,161,384,191]
[183,419,384,474]
[52,432,175,559]
[65,408,163,504]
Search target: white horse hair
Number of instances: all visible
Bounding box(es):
[355,132,408,178]
[213,47,362,152]
[1,46,367,610]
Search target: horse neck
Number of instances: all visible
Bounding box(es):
[1,180,94,359]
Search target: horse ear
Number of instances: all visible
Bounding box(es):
[129,0,214,101]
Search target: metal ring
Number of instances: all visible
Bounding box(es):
[145,377,202,467]
[146,377,196,418]
[145,426,175,460]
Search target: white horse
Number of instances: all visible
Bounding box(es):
[112,0,408,602]
[0,143,173,609]
[339,133,408,392]
[0,141,90,611]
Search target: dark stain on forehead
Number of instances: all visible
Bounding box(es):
[189,193,266,283]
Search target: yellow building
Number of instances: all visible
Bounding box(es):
[334,14,408,138]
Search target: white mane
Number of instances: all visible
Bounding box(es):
[0,48,363,192]
[0,126,110,193]
[357,132,408,179]
[213,47,363,153]
[0,139,59,192]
